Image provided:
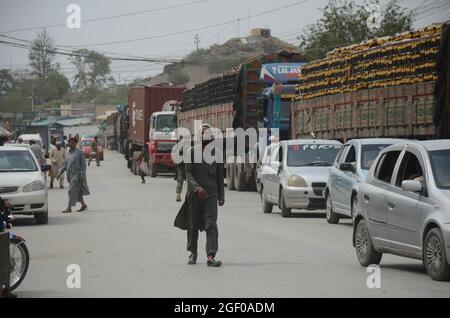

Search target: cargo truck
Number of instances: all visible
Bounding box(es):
[128,83,185,176]
[292,23,450,141]
[178,51,307,191]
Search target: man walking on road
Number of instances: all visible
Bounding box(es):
[49,141,66,189]
[88,136,100,167]
[174,124,225,267]
[58,137,90,213]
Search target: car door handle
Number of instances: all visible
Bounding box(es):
[388,201,395,210]
[364,194,370,203]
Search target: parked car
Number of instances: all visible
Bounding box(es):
[0,146,50,224]
[260,139,342,217]
[255,142,277,193]
[325,138,405,224]
[353,140,450,281]
[80,136,104,161]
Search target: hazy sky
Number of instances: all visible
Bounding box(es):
[0,0,447,83]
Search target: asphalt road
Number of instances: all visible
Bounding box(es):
[11,150,450,297]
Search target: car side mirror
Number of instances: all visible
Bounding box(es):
[41,164,51,172]
[401,180,422,193]
[340,162,355,172]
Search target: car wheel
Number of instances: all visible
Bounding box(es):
[326,192,340,224]
[280,190,291,218]
[424,228,450,281]
[35,210,48,225]
[261,187,273,214]
[355,219,382,266]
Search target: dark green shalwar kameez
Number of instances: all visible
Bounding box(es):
[174,145,224,257]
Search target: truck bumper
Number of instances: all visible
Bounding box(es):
[152,153,176,169]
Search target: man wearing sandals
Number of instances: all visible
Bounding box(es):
[58,137,90,213]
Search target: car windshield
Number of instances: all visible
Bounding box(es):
[287,144,342,167]
[429,149,450,189]
[81,140,93,146]
[0,150,38,172]
[156,115,176,132]
[361,144,390,170]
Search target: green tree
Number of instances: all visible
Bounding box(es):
[299,0,414,60]
[72,49,113,99]
[28,29,58,79]
[168,67,190,85]
[0,69,14,98]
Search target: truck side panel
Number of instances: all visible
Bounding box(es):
[292,82,437,141]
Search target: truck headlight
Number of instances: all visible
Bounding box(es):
[288,175,307,188]
[23,180,45,192]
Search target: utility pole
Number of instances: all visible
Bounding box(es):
[194,34,200,51]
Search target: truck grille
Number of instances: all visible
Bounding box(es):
[0,187,19,194]
[157,142,175,153]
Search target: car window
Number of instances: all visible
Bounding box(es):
[0,150,38,172]
[337,145,350,165]
[429,149,450,189]
[287,144,342,167]
[361,144,390,170]
[375,151,401,183]
[395,151,425,190]
[345,145,356,163]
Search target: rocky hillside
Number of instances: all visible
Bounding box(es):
[146,34,295,88]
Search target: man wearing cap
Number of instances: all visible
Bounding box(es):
[49,141,66,189]
[57,137,90,213]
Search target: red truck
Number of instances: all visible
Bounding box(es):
[128,83,185,177]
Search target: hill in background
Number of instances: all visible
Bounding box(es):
[146,29,295,88]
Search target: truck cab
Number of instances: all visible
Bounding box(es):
[147,111,177,177]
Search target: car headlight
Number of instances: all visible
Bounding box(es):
[23,180,45,192]
[288,175,307,187]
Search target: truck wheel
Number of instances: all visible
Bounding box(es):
[234,163,246,191]
[132,160,138,175]
[226,164,235,190]
[280,190,292,218]
[149,161,158,178]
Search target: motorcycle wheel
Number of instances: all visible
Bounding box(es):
[9,238,30,291]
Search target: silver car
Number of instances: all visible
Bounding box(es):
[353,140,450,281]
[326,138,404,224]
[260,139,342,217]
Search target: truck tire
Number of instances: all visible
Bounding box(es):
[132,159,138,175]
[234,163,246,191]
[226,164,235,190]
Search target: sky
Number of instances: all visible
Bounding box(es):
[0,0,448,84]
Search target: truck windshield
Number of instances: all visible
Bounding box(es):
[156,115,176,132]
[0,150,38,172]
[361,144,390,170]
[429,149,450,189]
[287,144,342,167]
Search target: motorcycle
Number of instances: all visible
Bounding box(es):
[0,198,29,292]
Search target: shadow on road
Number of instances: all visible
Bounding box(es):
[12,215,81,227]
[381,263,427,275]
[273,212,326,218]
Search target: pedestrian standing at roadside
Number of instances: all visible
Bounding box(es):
[138,144,150,184]
[88,136,100,167]
[174,124,225,267]
[49,141,66,189]
[58,137,89,213]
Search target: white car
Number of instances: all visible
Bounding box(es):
[0,146,50,224]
